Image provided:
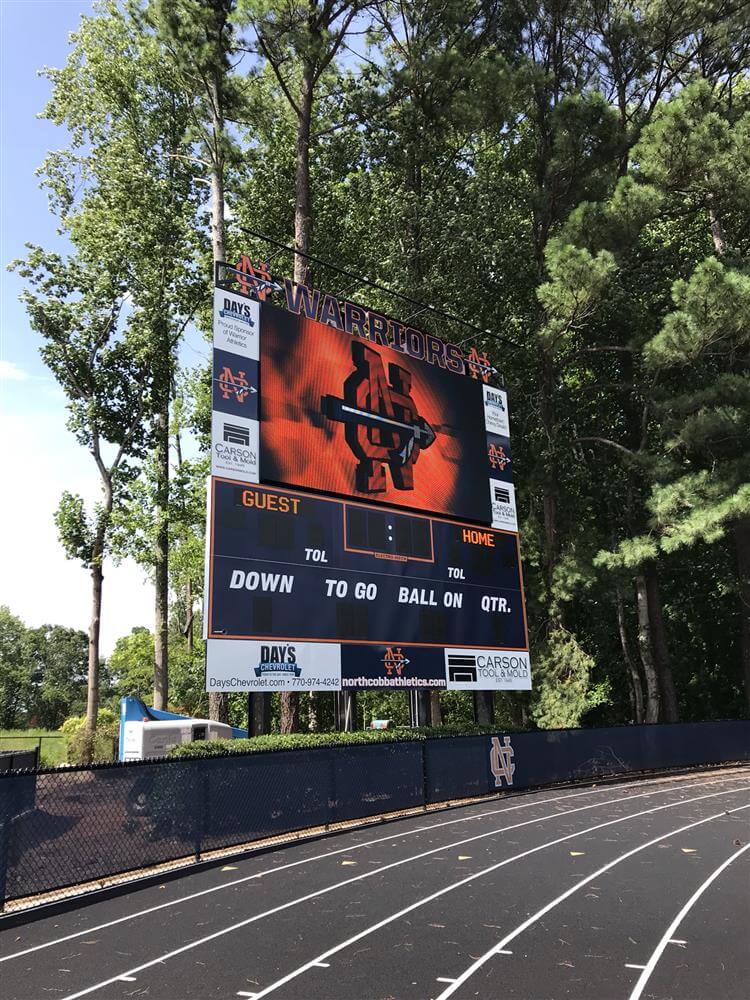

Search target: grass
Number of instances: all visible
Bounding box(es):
[0,729,69,766]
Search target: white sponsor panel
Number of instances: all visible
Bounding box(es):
[206,638,342,692]
[489,478,517,531]
[483,385,510,437]
[444,648,531,690]
[211,412,259,482]
[213,287,259,359]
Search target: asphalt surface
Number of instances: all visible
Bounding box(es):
[1,765,748,1000]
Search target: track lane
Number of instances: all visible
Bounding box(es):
[52,780,749,1000]
[2,777,667,962]
[1,767,747,1000]
[3,766,744,963]
[429,804,750,999]
[628,842,750,1000]
[432,801,750,1000]
[236,784,749,1000]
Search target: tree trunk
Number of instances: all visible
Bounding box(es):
[185,579,193,655]
[293,62,314,286]
[207,68,231,726]
[280,690,300,734]
[277,62,315,735]
[539,346,559,602]
[707,190,726,257]
[616,584,645,724]
[645,567,679,722]
[210,160,225,264]
[473,691,495,727]
[153,403,169,711]
[429,690,442,727]
[635,574,660,723]
[85,558,103,747]
[734,515,750,715]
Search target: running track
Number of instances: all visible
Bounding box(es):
[1,765,748,999]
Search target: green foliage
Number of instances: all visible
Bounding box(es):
[66,725,119,764]
[537,240,616,353]
[645,258,750,367]
[0,607,92,730]
[0,607,33,729]
[13,0,750,737]
[24,624,89,728]
[530,629,611,730]
[109,628,155,699]
[61,708,119,763]
[167,723,523,759]
[59,708,118,735]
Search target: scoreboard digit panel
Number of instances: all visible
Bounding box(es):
[208,479,529,655]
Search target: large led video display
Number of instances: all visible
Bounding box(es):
[258,302,491,524]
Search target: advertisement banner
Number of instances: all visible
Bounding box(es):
[211,412,259,483]
[213,287,259,360]
[206,638,341,692]
[259,302,491,523]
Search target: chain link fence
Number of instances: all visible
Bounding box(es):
[2,720,749,914]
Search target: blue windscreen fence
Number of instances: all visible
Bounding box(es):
[1,720,748,911]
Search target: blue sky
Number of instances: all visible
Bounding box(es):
[0,0,155,652]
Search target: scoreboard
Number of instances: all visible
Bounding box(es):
[206,261,531,692]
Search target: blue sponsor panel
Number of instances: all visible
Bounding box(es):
[341,644,448,689]
[208,479,529,658]
[212,348,259,420]
[486,433,513,484]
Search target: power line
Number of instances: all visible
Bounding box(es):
[235,225,525,352]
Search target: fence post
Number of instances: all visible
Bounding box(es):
[0,778,16,912]
[421,740,428,811]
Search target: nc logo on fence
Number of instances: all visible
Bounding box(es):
[489,736,515,787]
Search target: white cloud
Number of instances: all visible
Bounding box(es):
[0,359,29,381]
[0,408,154,654]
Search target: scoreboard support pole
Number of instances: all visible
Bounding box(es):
[334,691,357,732]
[409,690,431,728]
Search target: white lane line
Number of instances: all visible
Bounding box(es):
[234,790,750,1000]
[313,962,330,968]
[0,779,670,964]
[237,992,257,998]
[118,976,137,982]
[436,977,457,983]
[669,938,687,945]
[496,950,513,955]
[434,804,750,1000]
[628,841,750,1000]
[625,964,646,969]
[54,786,747,1000]
[3,772,727,965]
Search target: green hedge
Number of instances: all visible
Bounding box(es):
[167,724,506,760]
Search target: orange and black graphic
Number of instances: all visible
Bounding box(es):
[260,301,491,523]
[382,647,410,677]
[466,346,492,383]
[233,255,276,301]
[322,341,436,493]
[488,441,510,472]
[218,365,251,404]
